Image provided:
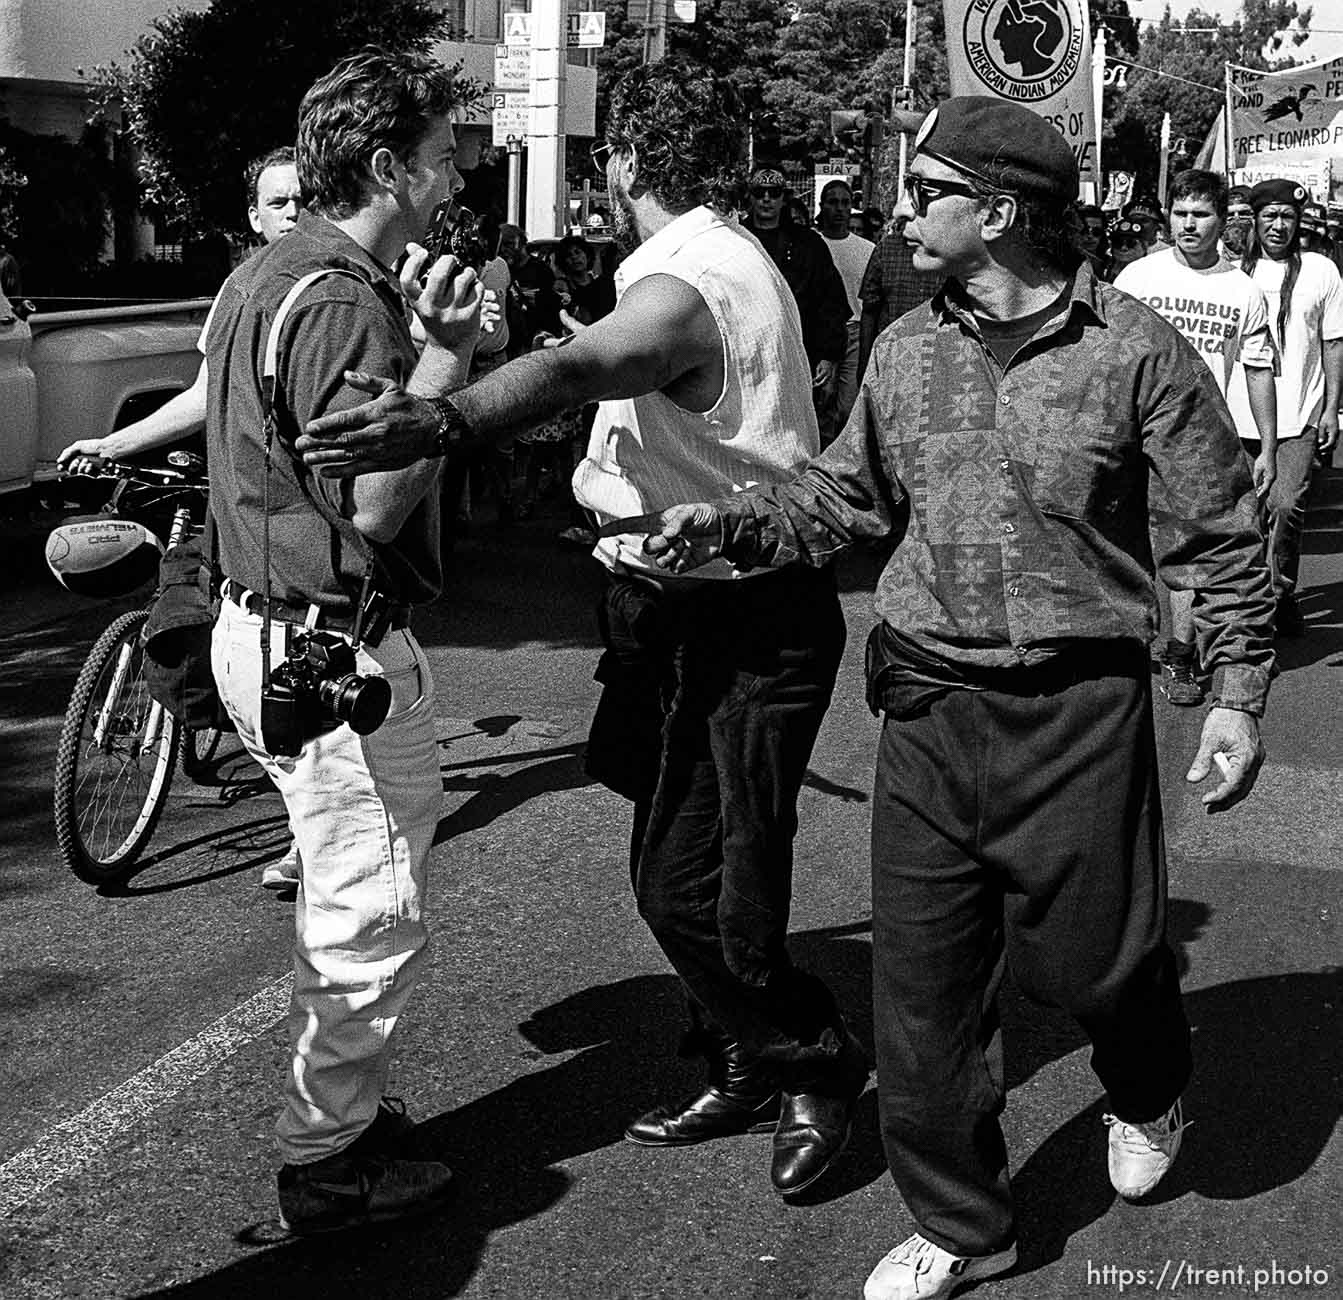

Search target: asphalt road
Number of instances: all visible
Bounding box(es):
[0,478,1339,1300]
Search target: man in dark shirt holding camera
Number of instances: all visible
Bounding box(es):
[204,47,484,1234]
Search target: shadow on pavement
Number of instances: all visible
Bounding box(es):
[130,922,879,1299]
[1277,578,1343,671]
[124,902,1340,1296]
[1002,897,1341,1275]
[434,742,592,845]
[107,811,292,896]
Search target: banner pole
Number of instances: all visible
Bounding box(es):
[898,0,916,198]
[1224,62,1235,182]
[1092,24,1106,201]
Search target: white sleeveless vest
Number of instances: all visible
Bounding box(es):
[573,206,819,580]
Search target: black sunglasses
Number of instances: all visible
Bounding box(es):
[590,141,617,176]
[751,186,784,199]
[903,173,982,217]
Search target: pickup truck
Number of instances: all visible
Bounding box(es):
[0,289,211,513]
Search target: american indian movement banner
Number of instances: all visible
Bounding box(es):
[941,0,1097,187]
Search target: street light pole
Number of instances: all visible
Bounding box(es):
[643,0,667,62]
[525,0,567,239]
[507,136,523,225]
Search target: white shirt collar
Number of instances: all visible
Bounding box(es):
[614,205,731,294]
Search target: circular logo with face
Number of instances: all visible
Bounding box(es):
[963,0,1082,101]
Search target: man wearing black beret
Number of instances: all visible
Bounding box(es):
[1227,178,1343,636]
[599,95,1275,1299]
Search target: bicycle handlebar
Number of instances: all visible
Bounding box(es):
[62,457,209,491]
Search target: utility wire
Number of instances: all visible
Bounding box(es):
[1107,56,1228,94]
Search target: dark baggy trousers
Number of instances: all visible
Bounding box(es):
[870,656,1192,1255]
[588,565,848,1080]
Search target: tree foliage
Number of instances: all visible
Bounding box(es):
[0,122,116,277]
[1106,0,1312,184]
[0,142,26,240]
[94,0,1316,247]
[92,0,470,238]
[594,0,789,138]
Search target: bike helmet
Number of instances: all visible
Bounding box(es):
[45,516,164,597]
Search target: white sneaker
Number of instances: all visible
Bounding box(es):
[864,1233,1017,1300]
[1104,1098,1187,1199]
[261,841,301,892]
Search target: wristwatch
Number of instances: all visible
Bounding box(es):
[426,395,471,458]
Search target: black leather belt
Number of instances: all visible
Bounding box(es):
[220,578,409,640]
[619,563,831,601]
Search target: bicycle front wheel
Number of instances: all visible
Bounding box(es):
[54,609,181,885]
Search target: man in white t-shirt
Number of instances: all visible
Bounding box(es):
[1228,178,1343,636]
[56,147,308,892]
[1117,169,1277,706]
[816,177,875,444]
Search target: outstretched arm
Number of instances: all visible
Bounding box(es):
[296,271,722,478]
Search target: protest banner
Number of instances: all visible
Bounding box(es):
[943,0,1097,186]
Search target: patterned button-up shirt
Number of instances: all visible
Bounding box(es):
[717,262,1276,713]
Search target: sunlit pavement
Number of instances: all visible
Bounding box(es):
[1,475,1338,1300]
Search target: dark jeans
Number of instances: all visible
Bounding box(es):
[588,566,847,1081]
[870,656,1191,1255]
[1243,428,1318,597]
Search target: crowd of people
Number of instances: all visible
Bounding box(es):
[41,42,1341,1300]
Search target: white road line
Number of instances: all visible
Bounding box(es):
[0,974,293,1219]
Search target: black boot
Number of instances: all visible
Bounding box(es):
[770,1027,870,1196]
[625,1043,780,1147]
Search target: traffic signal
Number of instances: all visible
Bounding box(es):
[830,110,870,162]
[830,109,884,162]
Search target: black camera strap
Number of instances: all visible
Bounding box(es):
[258,268,375,688]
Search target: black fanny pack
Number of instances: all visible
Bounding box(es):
[865,622,1146,718]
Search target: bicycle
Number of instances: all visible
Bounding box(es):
[49,453,221,886]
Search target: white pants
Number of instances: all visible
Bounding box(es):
[212,597,442,1165]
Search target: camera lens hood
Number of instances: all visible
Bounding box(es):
[342,675,392,735]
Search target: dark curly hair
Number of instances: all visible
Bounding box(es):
[1169,169,1228,220]
[605,58,744,215]
[556,234,593,270]
[297,47,459,219]
[964,174,1080,272]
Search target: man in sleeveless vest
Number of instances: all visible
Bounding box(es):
[295,58,870,1199]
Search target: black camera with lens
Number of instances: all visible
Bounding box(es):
[422,199,486,273]
[261,630,392,758]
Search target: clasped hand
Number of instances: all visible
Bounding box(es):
[597,504,725,574]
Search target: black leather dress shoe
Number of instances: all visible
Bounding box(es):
[625,1044,780,1146]
[624,1085,780,1146]
[770,1031,870,1196]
